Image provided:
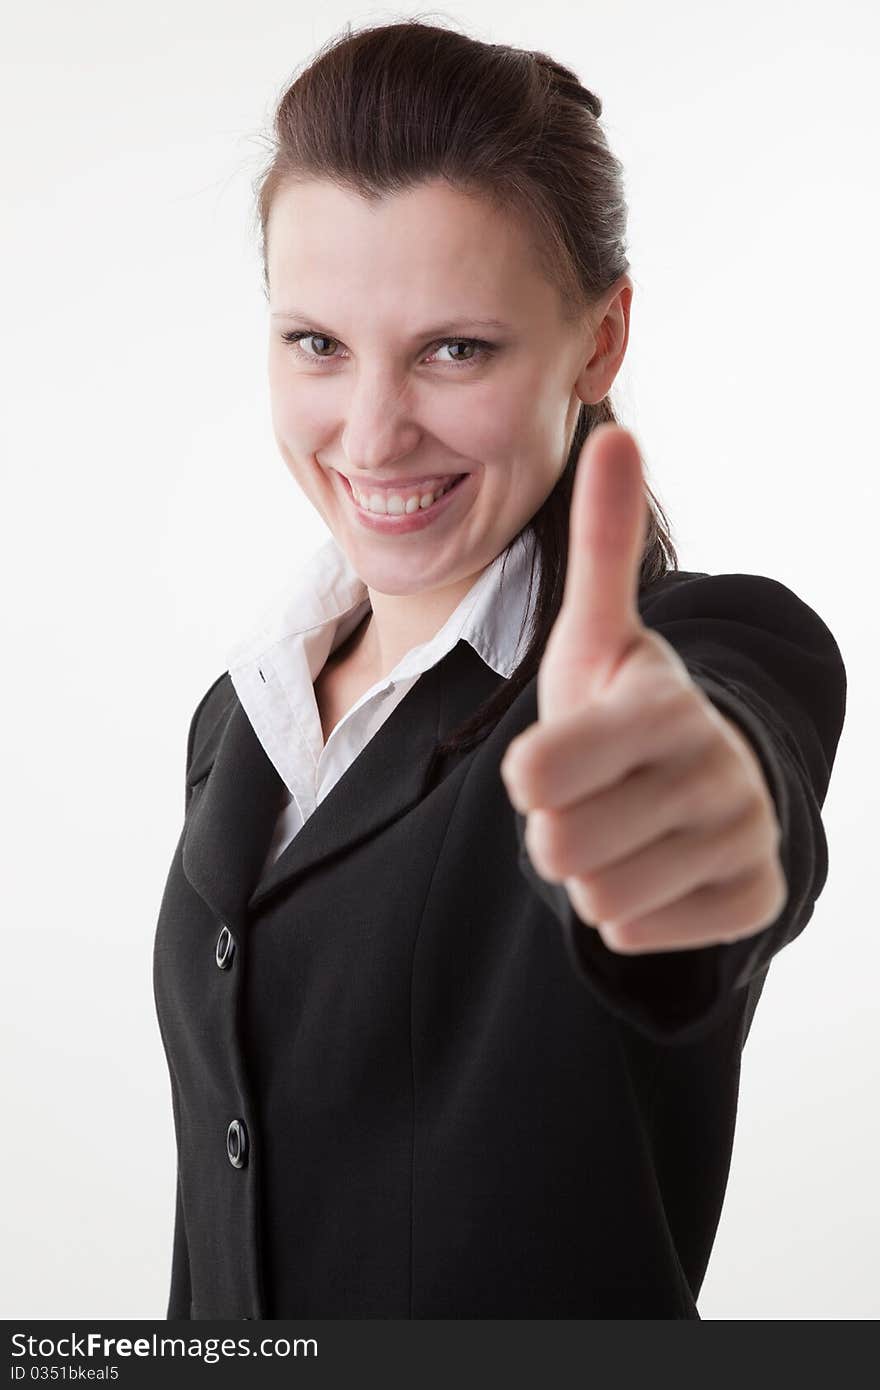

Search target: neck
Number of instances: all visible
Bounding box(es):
[359,567,489,682]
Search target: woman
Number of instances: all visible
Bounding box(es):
[152,20,847,1319]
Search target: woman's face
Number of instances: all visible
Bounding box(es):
[266,176,629,598]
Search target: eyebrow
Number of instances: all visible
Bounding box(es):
[270,308,513,337]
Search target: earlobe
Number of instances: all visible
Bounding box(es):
[572,362,609,407]
[571,338,604,404]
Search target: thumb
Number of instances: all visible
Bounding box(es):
[558,422,649,684]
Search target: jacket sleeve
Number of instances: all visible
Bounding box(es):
[515,570,847,1047]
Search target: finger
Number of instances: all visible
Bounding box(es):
[521,740,744,877]
[503,690,715,813]
[590,857,788,954]
[537,801,766,920]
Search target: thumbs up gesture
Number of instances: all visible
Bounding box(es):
[500,424,787,955]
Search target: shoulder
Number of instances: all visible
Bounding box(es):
[186,671,236,776]
[638,568,845,671]
[637,566,847,790]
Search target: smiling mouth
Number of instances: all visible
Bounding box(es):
[344,472,467,516]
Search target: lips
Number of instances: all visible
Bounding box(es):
[352,474,464,511]
[338,467,472,533]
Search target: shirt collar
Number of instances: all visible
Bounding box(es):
[226,527,541,687]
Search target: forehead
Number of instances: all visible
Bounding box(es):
[266,177,558,322]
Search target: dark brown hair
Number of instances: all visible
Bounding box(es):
[252,16,679,764]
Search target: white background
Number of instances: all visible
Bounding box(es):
[2,0,876,1320]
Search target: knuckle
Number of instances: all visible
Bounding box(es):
[527,752,559,807]
[730,860,787,933]
[711,806,763,880]
[515,742,542,790]
[527,810,562,876]
[668,744,727,824]
[580,874,615,923]
[503,739,544,795]
[652,685,702,743]
[600,917,633,950]
[734,754,768,813]
[597,920,635,953]
[526,809,577,881]
[722,800,772,872]
[565,870,604,923]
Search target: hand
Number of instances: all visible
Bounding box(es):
[500,424,787,955]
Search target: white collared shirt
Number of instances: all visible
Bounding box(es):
[227,528,540,874]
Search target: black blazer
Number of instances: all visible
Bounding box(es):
[152,567,846,1319]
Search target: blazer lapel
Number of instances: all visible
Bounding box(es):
[181,692,287,927]
[181,639,508,925]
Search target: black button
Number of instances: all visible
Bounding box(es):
[226,1118,248,1168]
[215,925,236,970]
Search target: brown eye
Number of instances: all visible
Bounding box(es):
[281,331,339,359]
[296,333,336,357]
[445,341,475,361]
[431,338,494,368]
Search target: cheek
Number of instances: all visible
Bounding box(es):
[472,388,559,491]
[269,374,319,446]
[266,386,324,500]
[437,380,531,464]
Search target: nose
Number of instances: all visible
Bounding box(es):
[340,372,421,474]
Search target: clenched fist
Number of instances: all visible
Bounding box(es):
[500,424,787,956]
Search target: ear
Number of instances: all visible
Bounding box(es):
[574,272,633,404]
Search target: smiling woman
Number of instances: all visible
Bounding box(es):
[260,171,636,683]
[152,16,847,1324]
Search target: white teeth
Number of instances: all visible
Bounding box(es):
[349,477,459,514]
